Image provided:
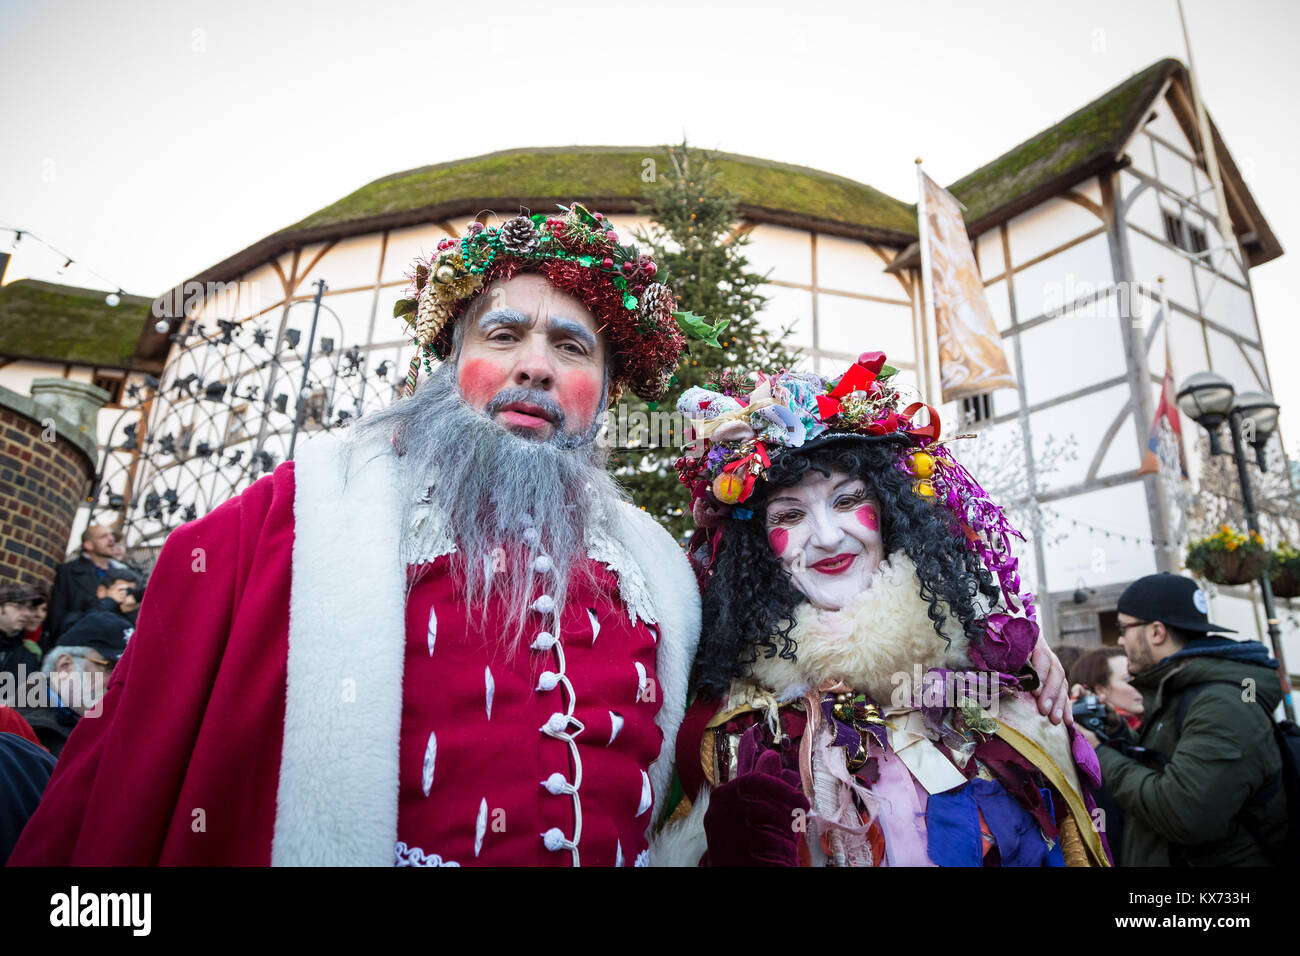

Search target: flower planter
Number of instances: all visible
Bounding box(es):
[1192,548,1267,586]
[1271,565,1300,599]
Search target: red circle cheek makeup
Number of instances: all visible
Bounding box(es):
[768,528,789,556]
[555,368,602,424]
[457,357,507,408]
[856,505,879,530]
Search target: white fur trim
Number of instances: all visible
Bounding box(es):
[748,552,969,706]
[273,432,406,865]
[648,787,710,867]
[610,503,701,838]
[273,435,699,865]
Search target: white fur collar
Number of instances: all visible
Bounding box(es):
[273,432,699,865]
[745,552,971,705]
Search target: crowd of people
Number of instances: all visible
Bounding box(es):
[0,525,140,860]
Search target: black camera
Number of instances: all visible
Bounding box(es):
[1071,694,1114,743]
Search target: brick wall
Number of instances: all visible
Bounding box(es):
[0,404,93,589]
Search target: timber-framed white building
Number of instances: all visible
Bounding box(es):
[78,57,1293,678]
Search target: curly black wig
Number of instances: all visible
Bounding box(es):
[692,439,1003,697]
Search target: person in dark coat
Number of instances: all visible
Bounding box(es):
[46,524,117,646]
[0,732,56,864]
[1078,573,1288,866]
[0,583,43,686]
[54,570,139,639]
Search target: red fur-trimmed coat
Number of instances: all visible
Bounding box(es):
[8,434,699,866]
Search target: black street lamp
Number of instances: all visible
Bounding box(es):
[1177,372,1295,721]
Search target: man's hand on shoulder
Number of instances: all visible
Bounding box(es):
[1029,635,1072,726]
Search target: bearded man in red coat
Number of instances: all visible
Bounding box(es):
[10,205,706,866]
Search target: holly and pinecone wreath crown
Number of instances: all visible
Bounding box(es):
[394,202,727,402]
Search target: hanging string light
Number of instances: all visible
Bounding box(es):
[0,223,132,306]
[1041,505,1171,549]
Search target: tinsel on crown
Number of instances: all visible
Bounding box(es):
[393,202,727,402]
[674,350,1036,621]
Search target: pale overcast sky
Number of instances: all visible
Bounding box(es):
[3,0,1298,445]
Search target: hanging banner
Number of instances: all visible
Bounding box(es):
[919,171,1015,403]
[1137,332,1189,479]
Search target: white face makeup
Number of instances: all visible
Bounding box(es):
[764,468,884,611]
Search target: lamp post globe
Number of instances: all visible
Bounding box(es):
[1177,370,1235,425]
[1234,390,1279,442]
[1235,390,1280,469]
[1178,371,1234,456]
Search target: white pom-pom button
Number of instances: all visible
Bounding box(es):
[522,527,541,547]
[542,713,569,735]
[537,671,560,692]
[531,631,557,652]
[542,828,569,852]
[542,772,571,795]
[531,594,556,616]
[534,554,553,575]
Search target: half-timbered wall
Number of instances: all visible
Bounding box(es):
[104,123,1300,676]
[1115,90,1297,669]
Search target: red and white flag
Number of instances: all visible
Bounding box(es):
[1138,338,1188,477]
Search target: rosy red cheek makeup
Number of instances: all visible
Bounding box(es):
[856,504,879,531]
[768,527,789,556]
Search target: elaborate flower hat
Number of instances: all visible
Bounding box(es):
[674,350,1036,622]
[393,202,725,402]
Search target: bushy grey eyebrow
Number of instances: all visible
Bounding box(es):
[478,308,530,331]
[478,309,597,351]
[547,316,596,351]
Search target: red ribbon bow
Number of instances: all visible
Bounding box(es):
[902,402,941,444]
[818,352,888,421]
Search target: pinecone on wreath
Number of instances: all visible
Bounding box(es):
[640,281,675,328]
[415,282,453,345]
[500,215,540,256]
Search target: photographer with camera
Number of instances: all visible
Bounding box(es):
[1071,646,1143,731]
[1070,648,1142,863]
[52,571,141,638]
[1077,573,1289,866]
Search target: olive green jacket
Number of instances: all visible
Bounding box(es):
[1095,640,1287,867]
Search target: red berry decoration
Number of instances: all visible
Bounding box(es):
[602,257,614,269]
[621,262,636,275]
[606,231,618,243]
[593,212,604,221]
[467,221,484,235]
[437,238,454,251]
[642,262,657,276]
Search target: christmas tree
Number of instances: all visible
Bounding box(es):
[609,142,797,540]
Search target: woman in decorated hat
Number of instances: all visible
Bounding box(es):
[654,352,1110,867]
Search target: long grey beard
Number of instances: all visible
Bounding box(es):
[346,361,626,650]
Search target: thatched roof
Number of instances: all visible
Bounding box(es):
[0,279,157,370]
[893,58,1281,269]
[166,146,918,302]
[950,59,1174,230]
